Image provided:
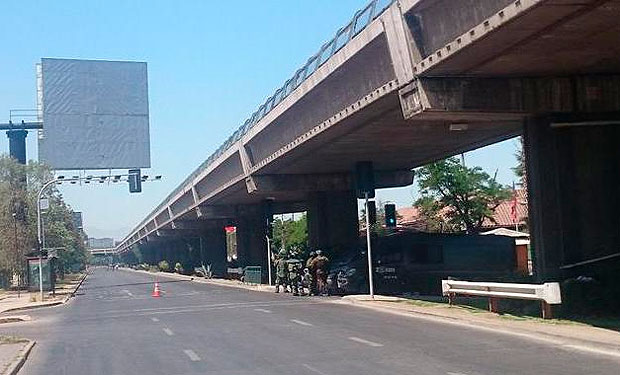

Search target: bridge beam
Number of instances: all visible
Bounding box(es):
[400,75,620,120]
[247,170,413,194]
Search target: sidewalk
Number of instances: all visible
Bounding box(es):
[337,295,620,359]
[0,337,35,375]
[0,272,87,316]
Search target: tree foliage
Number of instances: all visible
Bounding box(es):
[414,157,512,233]
[0,155,86,285]
[271,213,308,255]
[512,137,525,183]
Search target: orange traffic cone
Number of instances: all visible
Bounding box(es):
[152,281,161,297]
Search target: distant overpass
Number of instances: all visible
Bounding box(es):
[89,248,116,256]
[116,0,620,283]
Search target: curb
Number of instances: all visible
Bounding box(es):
[4,340,35,375]
[0,301,64,315]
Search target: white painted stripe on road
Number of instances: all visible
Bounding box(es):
[562,344,620,359]
[183,349,201,362]
[291,319,313,326]
[122,289,134,297]
[302,363,330,375]
[447,372,468,375]
[254,308,272,313]
[106,299,313,314]
[348,336,384,347]
[151,317,159,322]
[163,328,174,336]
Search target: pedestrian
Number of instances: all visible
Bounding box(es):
[310,250,329,296]
[287,258,303,296]
[306,251,317,295]
[274,250,289,293]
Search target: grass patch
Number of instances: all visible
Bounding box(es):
[0,336,28,345]
[391,297,620,330]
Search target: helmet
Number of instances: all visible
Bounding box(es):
[315,250,322,255]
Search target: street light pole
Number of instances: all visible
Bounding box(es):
[266,236,273,286]
[37,178,59,301]
[364,192,375,299]
[12,212,20,298]
[35,173,162,300]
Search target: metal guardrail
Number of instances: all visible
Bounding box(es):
[125,0,395,243]
[243,266,262,285]
[442,279,562,319]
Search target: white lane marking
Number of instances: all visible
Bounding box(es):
[163,328,174,336]
[183,349,201,362]
[122,289,134,297]
[348,336,384,347]
[447,372,468,375]
[88,301,319,320]
[254,308,272,313]
[291,319,313,326]
[151,317,160,322]
[302,363,330,375]
[106,299,313,314]
[562,344,620,359]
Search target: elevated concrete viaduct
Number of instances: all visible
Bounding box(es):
[118,0,620,293]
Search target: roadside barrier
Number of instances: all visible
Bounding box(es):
[442,279,561,319]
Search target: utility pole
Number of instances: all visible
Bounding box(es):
[364,192,375,299]
[12,212,20,298]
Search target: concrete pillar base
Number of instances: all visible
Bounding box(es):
[307,190,359,257]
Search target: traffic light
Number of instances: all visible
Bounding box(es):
[385,203,396,227]
[128,169,142,193]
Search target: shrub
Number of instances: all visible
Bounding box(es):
[148,265,159,273]
[174,262,184,274]
[158,260,170,272]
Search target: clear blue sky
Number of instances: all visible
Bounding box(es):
[0,1,519,240]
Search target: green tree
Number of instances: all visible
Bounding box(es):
[271,214,308,255]
[414,157,511,233]
[0,155,87,284]
[512,137,525,183]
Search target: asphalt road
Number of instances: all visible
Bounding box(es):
[1,268,618,375]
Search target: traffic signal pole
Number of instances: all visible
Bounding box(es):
[364,192,375,299]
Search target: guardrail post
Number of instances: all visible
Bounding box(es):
[488,297,500,313]
[541,301,553,319]
[448,292,455,306]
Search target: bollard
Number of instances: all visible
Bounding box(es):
[488,297,500,313]
[541,301,553,319]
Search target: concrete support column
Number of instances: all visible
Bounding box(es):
[307,190,359,256]
[6,130,28,165]
[200,227,227,277]
[235,202,272,272]
[525,116,620,281]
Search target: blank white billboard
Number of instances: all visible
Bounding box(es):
[38,58,150,170]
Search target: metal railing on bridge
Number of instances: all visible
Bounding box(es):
[129,0,395,238]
